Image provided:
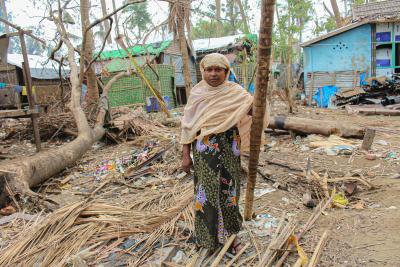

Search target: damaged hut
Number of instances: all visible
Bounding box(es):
[95,39,197,108]
[301,0,400,107]
[0,53,69,110]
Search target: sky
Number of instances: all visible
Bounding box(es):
[4,0,343,53]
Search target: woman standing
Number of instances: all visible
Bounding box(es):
[181,53,262,253]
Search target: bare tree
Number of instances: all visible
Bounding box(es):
[330,0,342,28]
[169,0,193,98]
[236,0,250,34]
[0,0,143,206]
[0,0,9,33]
[81,0,99,106]
[216,0,222,36]
[100,0,112,44]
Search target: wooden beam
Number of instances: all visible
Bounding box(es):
[20,32,41,152]
[361,128,375,151]
[0,18,45,45]
[0,109,38,118]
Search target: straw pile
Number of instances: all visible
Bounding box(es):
[0,182,194,267]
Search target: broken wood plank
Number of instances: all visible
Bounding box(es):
[225,243,250,267]
[361,128,375,151]
[346,106,400,116]
[328,177,374,189]
[274,196,333,267]
[210,234,236,267]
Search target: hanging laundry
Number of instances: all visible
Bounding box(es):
[22,86,36,96]
[0,82,6,89]
[13,85,22,94]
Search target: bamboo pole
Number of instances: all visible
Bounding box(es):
[307,230,329,267]
[210,234,236,267]
[20,34,41,152]
[115,36,171,117]
[244,0,276,220]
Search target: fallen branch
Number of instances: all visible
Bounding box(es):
[328,176,374,189]
[210,235,236,267]
[307,230,329,267]
[274,196,333,267]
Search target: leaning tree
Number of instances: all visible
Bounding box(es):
[0,0,144,206]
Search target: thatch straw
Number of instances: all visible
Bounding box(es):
[0,181,194,267]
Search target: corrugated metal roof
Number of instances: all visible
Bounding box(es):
[7,53,69,79]
[103,56,155,73]
[193,34,257,52]
[353,0,400,21]
[97,40,172,60]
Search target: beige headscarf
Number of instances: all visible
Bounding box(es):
[180,53,268,153]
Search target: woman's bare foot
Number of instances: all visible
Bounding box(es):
[230,236,245,254]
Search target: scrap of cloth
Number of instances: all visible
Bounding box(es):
[180,52,269,153]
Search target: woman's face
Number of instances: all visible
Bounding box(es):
[203,66,228,87]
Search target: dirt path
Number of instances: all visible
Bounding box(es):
[252,105,400,266]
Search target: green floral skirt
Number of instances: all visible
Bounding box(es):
[192,127,243,250]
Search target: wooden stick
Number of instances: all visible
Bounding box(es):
[225,243,250,267]
[210,234,236,267]
[274,196,333,267]
[258,219,297,267]
[327,177,374,189]
[307,230,329,267]
[293,257,303,267]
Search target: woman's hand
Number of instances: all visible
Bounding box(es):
[182,144,193,173]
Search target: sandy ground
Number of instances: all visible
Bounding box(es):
[1,101,400,266]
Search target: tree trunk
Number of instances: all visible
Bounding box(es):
[227,1,237,35]
[268,116,366,138]
[0,0,9,33]
[330,0,342,28]
[176,2,193,99]
[100,0,112,44]
[236,0,250,34]
[0,1,133,206]
[285,0,294,113]
[244,0,275,220]
[215,0,222,36]
[111,0,120,37]
[80,0,99,105]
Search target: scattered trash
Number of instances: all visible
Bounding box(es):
[308,135,357,156]
[251,213,279,237]
[300,144,310,152]
[391,173,400,179]
[333,193,349,207]
[385,151,399,160]
[172,250,186,264]
[351,201,365,210]
[254,187,276,198]
[365,153,377,160]
[375,140,388,146]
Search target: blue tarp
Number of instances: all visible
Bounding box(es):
[313,85,338,108]
[228,67,255,94]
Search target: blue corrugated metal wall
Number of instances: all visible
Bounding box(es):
[304,24,372,92]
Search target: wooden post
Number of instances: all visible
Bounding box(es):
[361,128,375,151]
[20,32,41,151]
[244,0,275,220]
